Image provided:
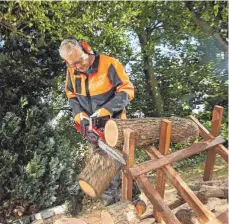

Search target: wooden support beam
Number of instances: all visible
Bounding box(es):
[130,136,225,178]
[121,128,135,201]
[203,106,224,181]
[154,119,172,222]
[189,114,228,163]
[135,175,181,224]
[206,210,228,224]
[146,147,215,224]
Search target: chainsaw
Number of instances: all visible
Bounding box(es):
[74,115,126,165]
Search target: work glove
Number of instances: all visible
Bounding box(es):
[74,112,89,124]
[91,108,111,118]
[74,112,89,137]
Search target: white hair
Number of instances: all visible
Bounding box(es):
[59,39,83,59]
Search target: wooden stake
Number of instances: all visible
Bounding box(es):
[203,106,224,181]
[121,128,135,201]
[146,147,215,224]
[189,114,228,163]
[154,120,172,222]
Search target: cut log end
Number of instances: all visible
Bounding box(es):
[104,119,119,147]
[101,210,114,224]
[135,200,147,216]
[78,180,97,198]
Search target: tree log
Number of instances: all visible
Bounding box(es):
[196,186,228,201]
[104,117,199,148]
[78,150,122,198]
[188,180,228,192]
[101,200,140,224]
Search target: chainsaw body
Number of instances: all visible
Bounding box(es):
[74,116,109,147]
[74,115,126,165]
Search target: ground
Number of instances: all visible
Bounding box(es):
[32,154,228,224]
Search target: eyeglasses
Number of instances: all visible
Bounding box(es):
[65,54,88,68]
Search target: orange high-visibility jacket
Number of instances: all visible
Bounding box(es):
[65,53,135,118]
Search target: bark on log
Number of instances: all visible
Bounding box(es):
[101,200,140,224]
[174,208,200,224]
[104,117,199,148]
[197,186,228,200]
[175,180,228,206]
[188,180,228,192]
[78,150,122,198]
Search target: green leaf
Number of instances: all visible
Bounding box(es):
[213,4,219,17]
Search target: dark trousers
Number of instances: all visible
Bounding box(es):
[101,172,121,206]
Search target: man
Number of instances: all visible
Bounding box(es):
[59,38,135,206]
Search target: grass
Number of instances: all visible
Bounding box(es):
[178,154,228,183]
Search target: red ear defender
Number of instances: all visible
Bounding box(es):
[80,40,93,54]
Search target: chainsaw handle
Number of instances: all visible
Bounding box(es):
[74,115,108,142]
[74,122,88,137]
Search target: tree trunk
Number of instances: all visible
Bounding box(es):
[78,150,122,198]
[104,117,199,148]
[137,31,164,117]
[101,200,140,224]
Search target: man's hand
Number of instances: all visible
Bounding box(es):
[91,108,111,118]
[74,112,89,124]
[74,112,89,137]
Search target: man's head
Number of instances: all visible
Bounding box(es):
[59,39,91,73]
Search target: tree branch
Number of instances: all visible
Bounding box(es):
[148,21,163,34]
[186,2,228,53]
[0,20,14,32]
[0,20,31,38]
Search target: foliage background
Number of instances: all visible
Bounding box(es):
[0,1,228,221]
